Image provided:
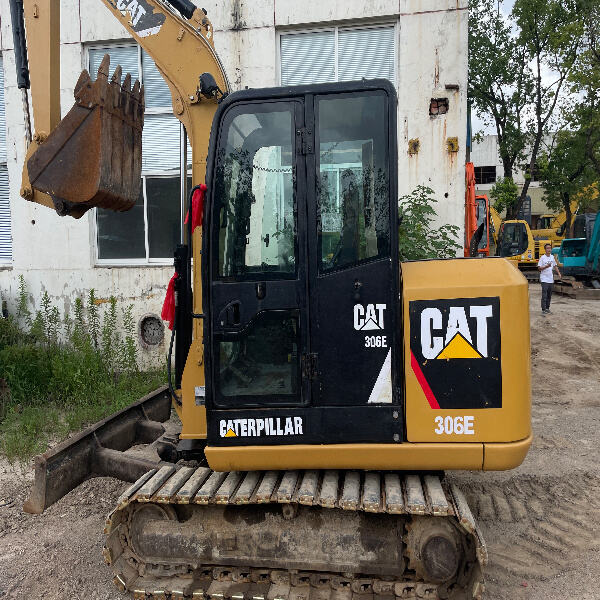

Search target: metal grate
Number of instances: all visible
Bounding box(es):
[139,314,164,346]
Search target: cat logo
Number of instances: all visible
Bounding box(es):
[420,305,493,359]
[108,0,166,36]
[219,417,304,438]
[354,304,386,331]
[409,297,501,410]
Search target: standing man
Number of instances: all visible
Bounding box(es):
[538,243,561,314]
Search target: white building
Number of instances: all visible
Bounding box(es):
[0,0,468,365]
[471,134,548,224]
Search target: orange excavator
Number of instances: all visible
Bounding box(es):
[464,163,497,257]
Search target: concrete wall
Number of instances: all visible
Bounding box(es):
[0,0,468,367]
[471,134,548,216]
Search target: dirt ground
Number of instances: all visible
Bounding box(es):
[0,285,599,600]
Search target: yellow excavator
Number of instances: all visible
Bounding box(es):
[495,219,551,280]
[12,1,531,599]
[531,199,578,246]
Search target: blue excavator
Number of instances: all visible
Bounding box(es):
[554,213,600,286]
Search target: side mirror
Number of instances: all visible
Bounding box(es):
[199,72,222,99]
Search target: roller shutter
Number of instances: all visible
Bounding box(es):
[281,26,395,86]
[280,31,335,86]
[0,57,10,262]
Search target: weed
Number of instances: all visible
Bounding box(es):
[0,278,166,462]
[72,297,86,350]
[48,306,61,345]
[101,296,119,376]
[17,275,31,323]
[87,289,100,347]
[29,311,45,343]
[0,378,9,422]
[1,404,64,460]
[0,316,22,351]
[121,304,138,372]
[41,290,52,342]
[63,312,73,341]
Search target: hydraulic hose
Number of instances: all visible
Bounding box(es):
[167,184,205,406]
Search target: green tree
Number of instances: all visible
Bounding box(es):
[489,176,519,215]
[512,0,585,217]
[538,130,595,236]
[398,186,461,261]
[564,0,600,178]
[469,0,586,218]
[469,0,532,179]
[536,0,600,232]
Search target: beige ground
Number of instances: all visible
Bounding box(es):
[0,285,599,600]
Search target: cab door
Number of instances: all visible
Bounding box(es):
[205,82,400,448]
[306,90,400,419]
[207,100,308,409]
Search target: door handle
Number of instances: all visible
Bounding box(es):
[353,279,363,302]
[218,301,241,327]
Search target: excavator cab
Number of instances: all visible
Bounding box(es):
[203,80,399,447]
[496,221,529,258]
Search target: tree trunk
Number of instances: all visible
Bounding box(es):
[564,192,573,238]
[501,155,513,180]
[512,131,544,221]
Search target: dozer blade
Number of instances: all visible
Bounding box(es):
[23,385,171,515]
[26,54,144,218]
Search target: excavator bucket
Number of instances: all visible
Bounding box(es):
[26,54,144,218]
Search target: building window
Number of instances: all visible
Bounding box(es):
[89,45,190,264]
[474,165,497,185]
[280,25,396,86]
[0,56,11,264]
[526,163,541,182]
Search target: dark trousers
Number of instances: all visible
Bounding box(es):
[541,282,553,311]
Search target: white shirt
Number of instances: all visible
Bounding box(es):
[538,254,556,283]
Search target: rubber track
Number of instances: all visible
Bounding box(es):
[103,467,486,600]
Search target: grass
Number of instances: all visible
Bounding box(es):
[0,279,167,462]
[0,369,165,461]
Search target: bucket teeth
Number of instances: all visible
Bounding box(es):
[74,69,91,98]
[122,72,132,92]
[98,53,111,78]
[132,80,141,101]
[131,81,143,120]
[26,52,144,216]
[111,64,123,84]
[109,72,122,109]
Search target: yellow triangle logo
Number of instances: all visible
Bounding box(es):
[436,333,482,359]
[225,427,237,437]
